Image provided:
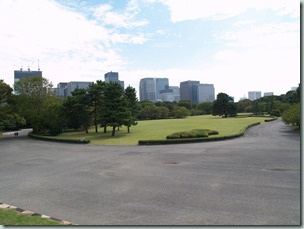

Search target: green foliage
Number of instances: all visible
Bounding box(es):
[124,86,139,133]
[237,99,252,113]
[166,129,218,139]
[13,77,63,135]
[178,100,192,110]
[0,80,26,131]
[0,112,25,131]
[14,76,54,97]
[104,82,129,136]
[172,106,191,118]
[196,102,213,114]
[62,89,91,133]
[0,79,13,103]
[139,106,169,119]
[87,80,106,133]
[212,93,236,118]
[281,103,300,127]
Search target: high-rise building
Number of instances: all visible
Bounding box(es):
[56,82,68,97]
[139,78,156,101]
[264,92,274,97]
[248,91,262,101]
[155,78,169,100]
[170,86,180,102]
[104,71,124,88]
[197,84,215,103]
[139,77,169,101]
[66,81,93,96]
[180,80,200,104]
[14,68,42,94]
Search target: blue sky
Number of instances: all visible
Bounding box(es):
[0,0,300,100]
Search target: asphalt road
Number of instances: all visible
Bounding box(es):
[0,120,300,225]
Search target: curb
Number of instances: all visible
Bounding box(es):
[0,202,76,225]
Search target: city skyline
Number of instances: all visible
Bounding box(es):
[0,0,300,101]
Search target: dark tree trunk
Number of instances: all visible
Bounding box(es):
[111,126,116,136]
[94,104,98,133]
[127,126,130,133]
[104,125,107,133]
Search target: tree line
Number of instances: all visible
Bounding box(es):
[0,76,300,136]
[0,77,138,136]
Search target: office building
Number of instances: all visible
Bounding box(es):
[66,81,93,96]
[264,92,274,97]
[56,83,68,97]
[139,77,169,101]
[197,84,215,103]
[170,86,180,102]
[291,87,297,91]
[104,71,124,88]
[155,78,169,100]
[159,86,179,102]
[14,68,42,94]
[248,91,262,101]
[180,81,200,104]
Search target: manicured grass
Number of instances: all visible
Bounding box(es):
[50,115,272,145]
[0,209,61,225]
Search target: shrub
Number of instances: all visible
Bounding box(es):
[166,129,216,139]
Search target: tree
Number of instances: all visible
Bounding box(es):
[62,88,91,133]
[0,79,13,103]
[0,80,26,131]
[178,100,192,110]
[237,99,252,113]
[104,82,128,136]
[14,76,54,97]
[13,76,61,134]
[87,81,105,133]
[124,86,139,133]
[212,93,236,118]
[197,102,213,115]
[172,106,191,118]
[282,103,300,127]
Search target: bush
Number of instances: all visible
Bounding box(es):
[166,129,216,139]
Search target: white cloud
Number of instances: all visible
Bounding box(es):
[93,0,149,29]
[158,0,299,22]
[215,22,299,48]
[0,0,150,87]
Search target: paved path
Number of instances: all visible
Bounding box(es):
[0,120,300,225]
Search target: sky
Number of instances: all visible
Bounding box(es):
[0,0,300,101]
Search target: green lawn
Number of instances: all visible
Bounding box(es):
[0,209,61,225]
[53,115,271,145]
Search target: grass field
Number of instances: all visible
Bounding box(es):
[0,209,61,225]
[53,115,271,145]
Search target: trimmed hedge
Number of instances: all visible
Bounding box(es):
[166,129,218,139]
[138,122,260,145]
[28,132,90,144]
[264,117,277,122]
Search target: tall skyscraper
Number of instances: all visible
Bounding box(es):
[139,77,169,101]
[180,80,200,104]
[248,91,262,101]
[197,84,215,103]
[104,71,124,88]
